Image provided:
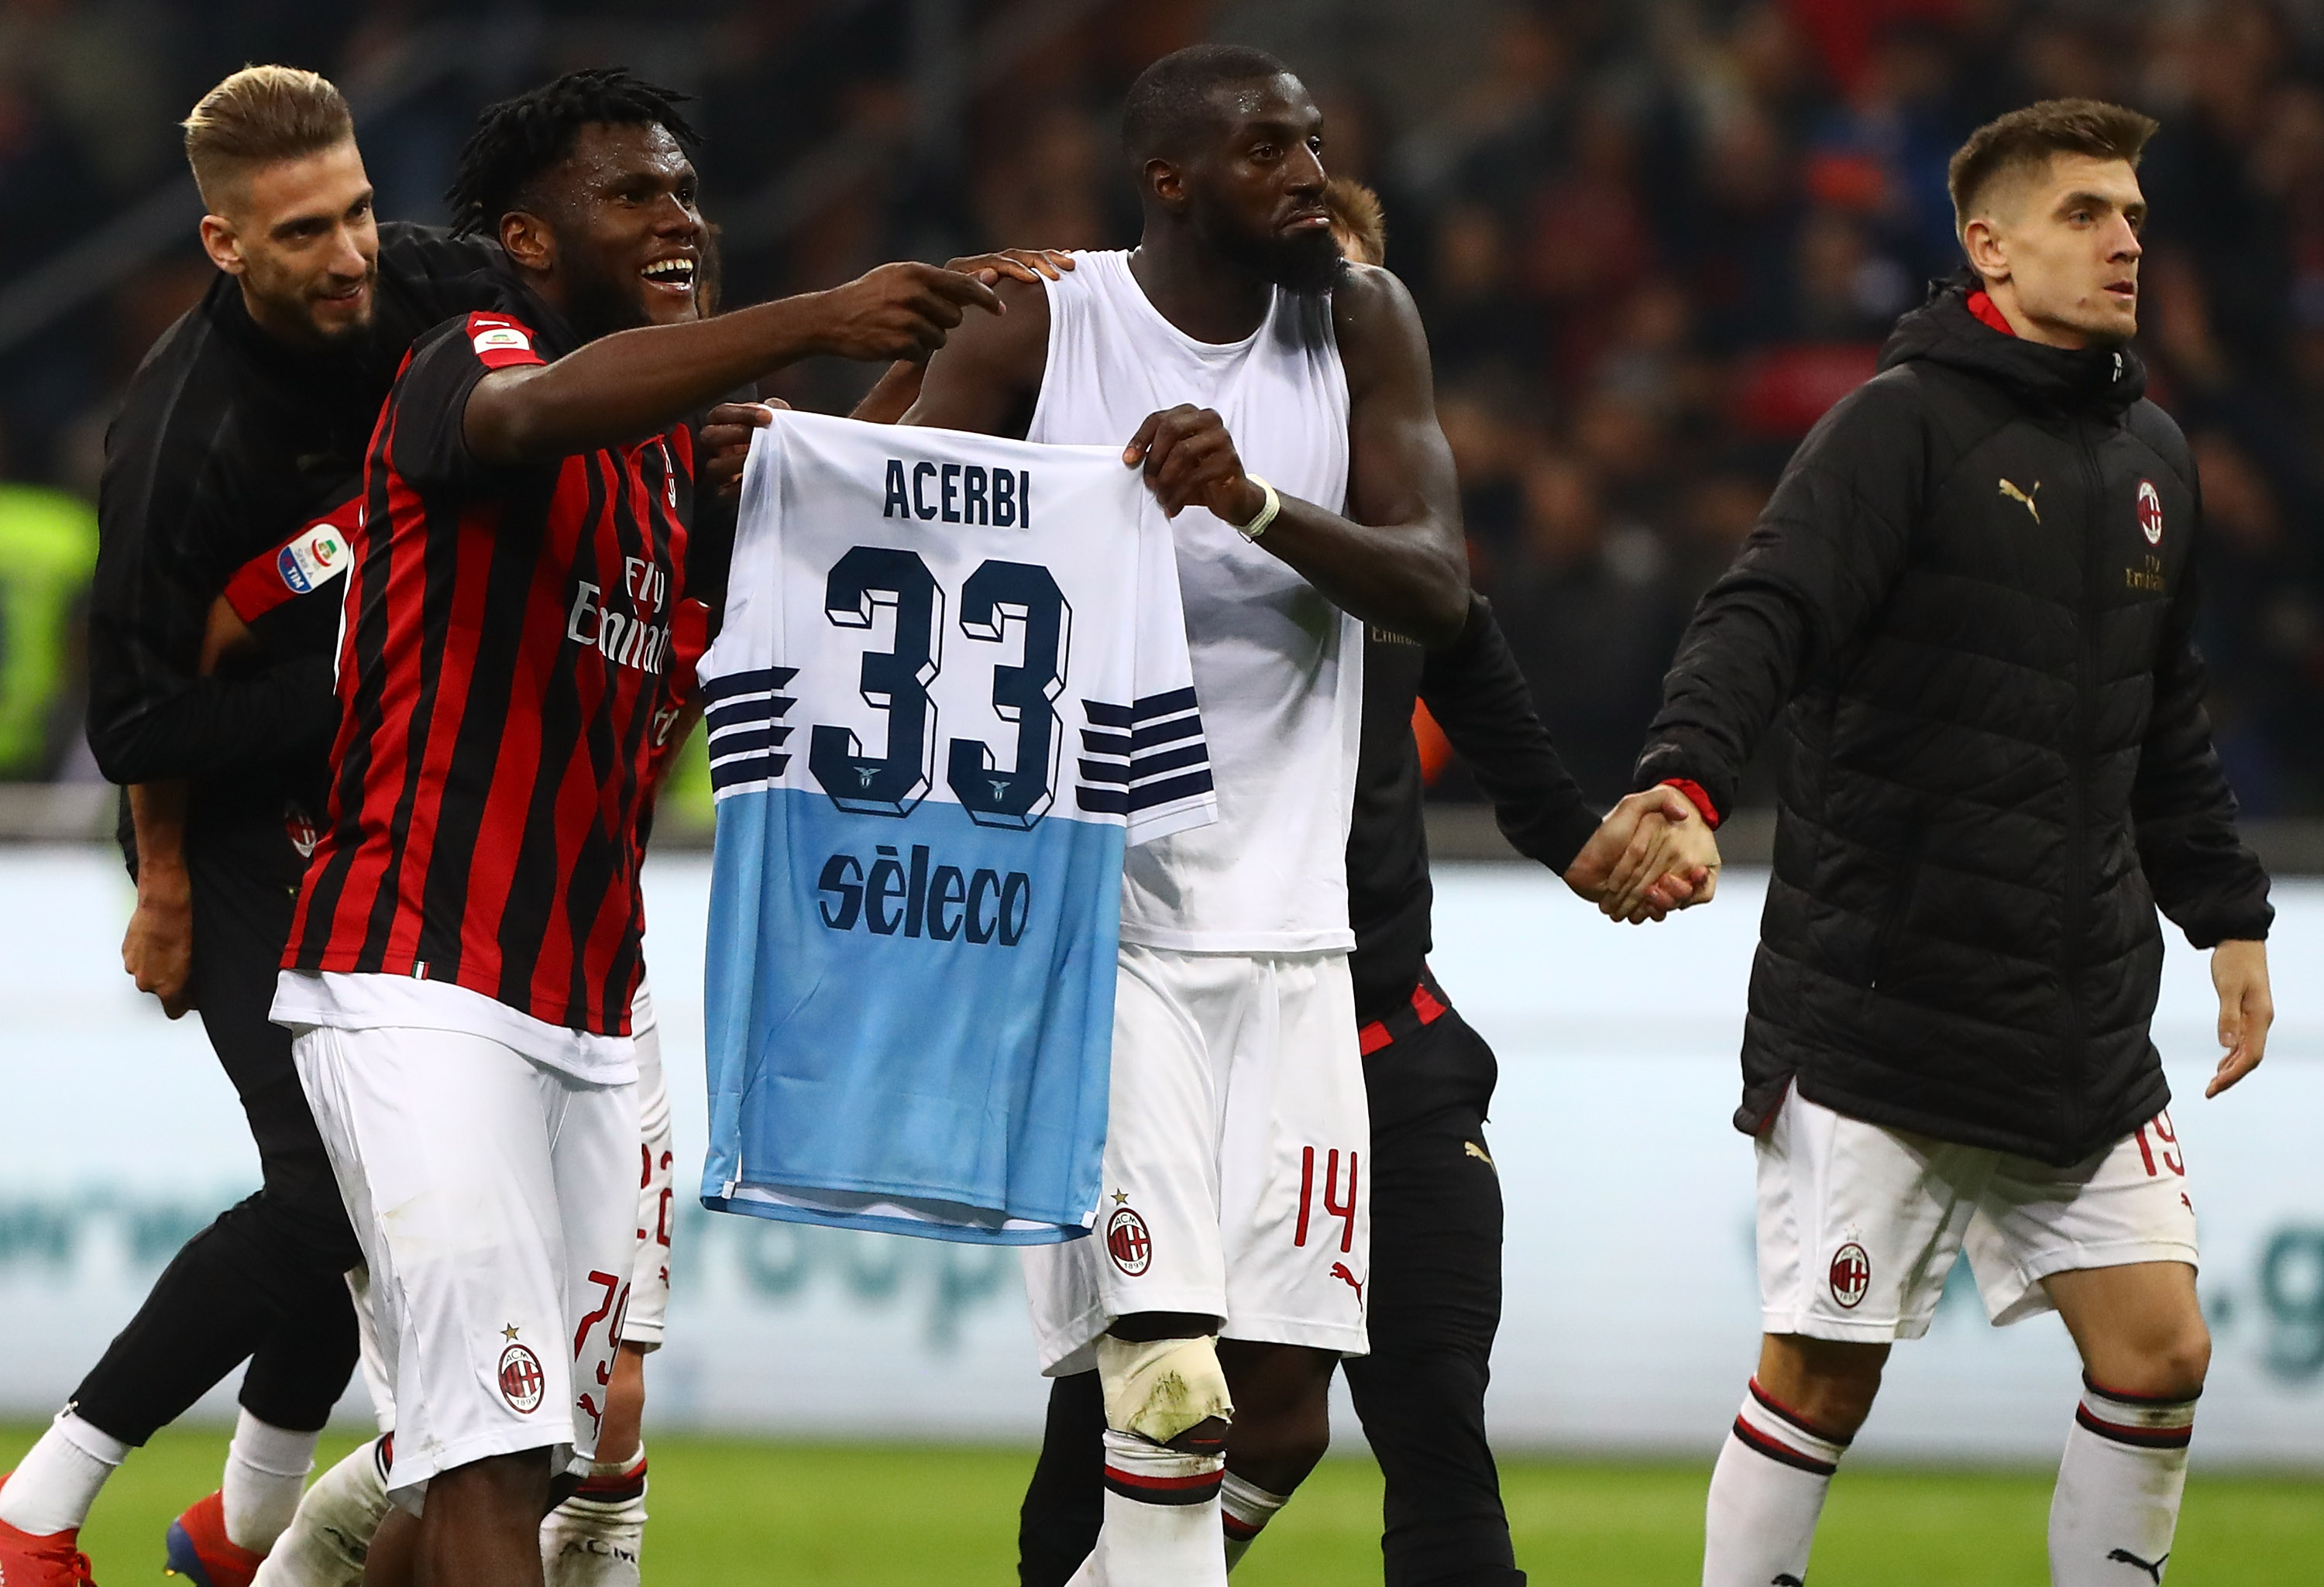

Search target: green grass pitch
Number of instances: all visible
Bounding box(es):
[5,1424,2318,1583]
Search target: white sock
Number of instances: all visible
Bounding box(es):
[1095,1428,1226,1587]
[222,1410,321,1553]
[1219,1470,1291,1571]
[1703,1378,1850,1587]
[541,1444,648,1587]
[248,1435,393,1587]
[0,1410,128,1536]
[2048,1378,2196,1585]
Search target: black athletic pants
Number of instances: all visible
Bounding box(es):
[1016,994,1525,1587]
[73,814,363,1444]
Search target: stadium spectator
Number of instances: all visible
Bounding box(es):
[5,0,2324,816]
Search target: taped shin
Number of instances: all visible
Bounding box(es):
[1095,1336,1234,1446]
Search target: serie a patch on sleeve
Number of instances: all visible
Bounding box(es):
[466,313,545,370]
[225,509,359,623]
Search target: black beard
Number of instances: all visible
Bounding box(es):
[1198,202,1349,297]
[555,228,655,342]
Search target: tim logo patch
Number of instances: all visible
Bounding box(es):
[497,1342,546,1413]
[1828,1242,1871,1310]
[277,521,349,596]
[1105,1206,1153,1276]
[2137,479,2164,545]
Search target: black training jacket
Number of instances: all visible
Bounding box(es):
[1349,596,1599,1124]
[88,223,501,858]
[1635,280,2273,1166]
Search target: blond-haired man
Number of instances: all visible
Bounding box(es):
[0,65,504,1587]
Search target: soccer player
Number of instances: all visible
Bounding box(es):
[896,46,1711,1585]
[0,67,505,1587]
[1630,101,2274,1586]
[264,66,998,1587]
[886,178,1706,1587]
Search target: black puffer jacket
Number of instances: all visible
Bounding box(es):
[1636,281,2273,1165]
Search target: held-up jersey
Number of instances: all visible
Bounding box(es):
[698,409,1215,1243]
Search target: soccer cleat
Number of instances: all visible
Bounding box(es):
[0,1507,98,1587]
[163,1493,264,1587]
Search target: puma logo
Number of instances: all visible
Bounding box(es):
[1463,1140,1497,1171]
[2106,1547,2168,1582]
[1329,1262,1364,1303]
[1999,477,2041,522]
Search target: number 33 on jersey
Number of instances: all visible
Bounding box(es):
[696,409,1216,1244]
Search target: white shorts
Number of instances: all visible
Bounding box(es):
[1758,1087,2199,1342]
[294,1024,639,1506]
[621,1015,676,1351]
[1021,943,1370,1373]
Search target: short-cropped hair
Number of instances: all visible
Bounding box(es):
[1948,98,2159,237]
[183,65,355,211]
[1122,43,1294,165]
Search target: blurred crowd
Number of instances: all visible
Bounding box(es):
[5,0,2324,817]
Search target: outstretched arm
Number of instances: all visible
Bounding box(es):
[1417,598,1715,917]
[464,262,1003,465]
[902,270,1054,439]
[1128,265,1470,646]
[852,250,1074,424]
[1631,376,1928,817]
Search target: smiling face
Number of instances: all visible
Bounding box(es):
[1170,74,1344,295]
[502,121,703,338]
[1963,152,2146,347]
[198,138,380,349]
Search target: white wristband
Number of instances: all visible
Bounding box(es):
[1232,476,1281,541]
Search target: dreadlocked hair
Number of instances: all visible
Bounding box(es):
[445,66,703,238]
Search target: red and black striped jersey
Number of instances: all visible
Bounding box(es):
[284,300,696,1038]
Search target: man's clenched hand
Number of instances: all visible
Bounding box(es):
[123,865,195,1018]
[1125,405,1266,523]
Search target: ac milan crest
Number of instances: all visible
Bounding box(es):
[2137,479,2164,545]
[1828,1242,1871,1310]
[284,801,320,859]
[1105,1206,1152,1276]
[497,1342,546,1413]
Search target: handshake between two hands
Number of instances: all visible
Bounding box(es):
[1562,785,1723,925]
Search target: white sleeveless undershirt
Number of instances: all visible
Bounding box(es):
[1029,249,1359,953]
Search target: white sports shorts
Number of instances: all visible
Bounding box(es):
[621,1012,676,1351]
[1758,1086,2199,1342]
[1022,943,1370,1372]
[294,1024,639,1506]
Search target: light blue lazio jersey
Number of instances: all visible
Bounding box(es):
[697,409,1215,1243]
